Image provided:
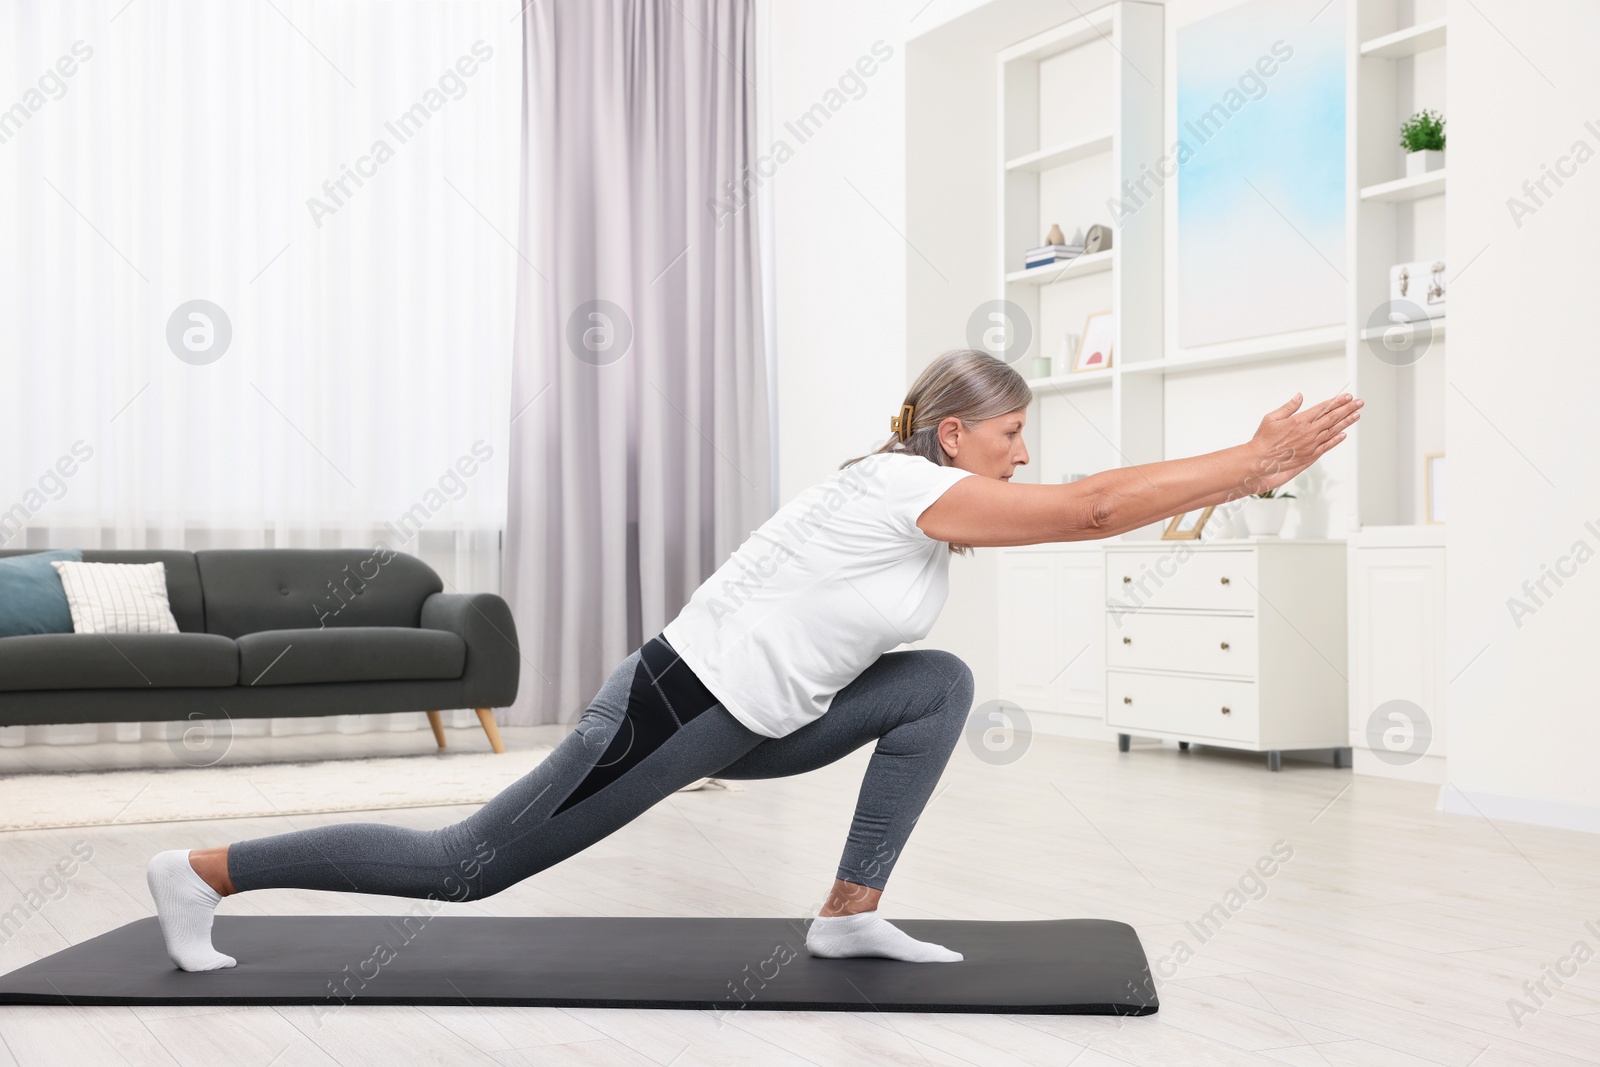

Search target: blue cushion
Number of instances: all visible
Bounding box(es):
[0,550,83,638]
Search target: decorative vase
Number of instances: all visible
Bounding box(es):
[1405,149,1445,177]
[1213,501,1240,539]
[1055,332,1080,376]
[1030,356,1054,379]
[1238,497,1290,537]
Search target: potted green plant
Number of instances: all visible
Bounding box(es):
[1238,486,1295,537]
[1400,108,1446,178]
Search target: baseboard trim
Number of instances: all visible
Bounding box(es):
[1352,747,1447,784]
[1437,784,1600,836]
[1026,710,1131,743]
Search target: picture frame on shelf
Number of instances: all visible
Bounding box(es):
[1072,310,1115,372]
[1425,452,1446,524]
[1162,506,1214,541]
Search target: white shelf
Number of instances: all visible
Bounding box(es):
[1361,170,1446,202]
[1359,315,1445,341]
[1128,326,1346,375]
[1026,369,1114,394]
[1004,249,1114,286]
[998,8,1115,64]
[1005,132,1114,173]
[1350,524,1445,548]
[1360,18,1447,60]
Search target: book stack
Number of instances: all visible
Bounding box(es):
[1024,242,1084,269]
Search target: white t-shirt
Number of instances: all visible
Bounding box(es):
[662,450,976,738]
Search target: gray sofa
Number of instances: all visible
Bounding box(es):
[0,549,519,753]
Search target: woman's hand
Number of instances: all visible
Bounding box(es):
[1244,392,1363,495]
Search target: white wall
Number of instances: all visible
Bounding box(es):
[903,13,1007,704]
[766,1,993,691]
[1443,0,1600,826]
[767,2,911,502]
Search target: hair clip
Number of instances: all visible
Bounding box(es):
[889,403,915,442]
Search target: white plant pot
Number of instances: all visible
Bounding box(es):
[1239,497,1290,537]
[1210,503,1237,539]
[1405,149,1445,177]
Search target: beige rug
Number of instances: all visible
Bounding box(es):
[0,750,742,832]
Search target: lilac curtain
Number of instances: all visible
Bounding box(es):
[504,0,773,724]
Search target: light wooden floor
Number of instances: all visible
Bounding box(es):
[1,723,1598,1066]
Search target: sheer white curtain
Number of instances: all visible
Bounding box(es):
[0,1,521,748]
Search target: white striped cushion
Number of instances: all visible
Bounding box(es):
[49,561,180,634]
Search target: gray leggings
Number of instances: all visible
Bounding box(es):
[228,635,975,901]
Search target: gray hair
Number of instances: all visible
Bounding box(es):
[841,349,1033,555]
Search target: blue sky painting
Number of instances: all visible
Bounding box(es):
[1176,0,1346,348]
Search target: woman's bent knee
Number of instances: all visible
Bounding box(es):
[921,649,975,711]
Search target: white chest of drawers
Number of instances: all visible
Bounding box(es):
[1102,538,1349,771]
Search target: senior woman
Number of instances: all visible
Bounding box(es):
[148,348,1360,970]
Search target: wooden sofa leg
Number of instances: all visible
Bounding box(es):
[425,711,447,750]
[475,707,506,754]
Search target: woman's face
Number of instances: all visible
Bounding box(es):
[938,408,1029,480]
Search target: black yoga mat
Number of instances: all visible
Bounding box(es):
[0,915,1159,1015]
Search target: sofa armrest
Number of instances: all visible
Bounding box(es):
[420,592,520,708]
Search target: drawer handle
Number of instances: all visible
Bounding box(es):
[1122,636,1132,645]
[1219,641,1229,650]
[1219,576,1230,585]
[1122,575,1132,584]
[1123,696,1132,704]
[1220,706,1231,715]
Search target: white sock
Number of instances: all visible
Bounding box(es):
[805,910,963,963]
[146,850,236,972]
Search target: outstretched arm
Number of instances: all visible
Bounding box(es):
[916,391,1362,547]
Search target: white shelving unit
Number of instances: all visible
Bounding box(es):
[997,2,1165,505]
[987,2,1450,768]
[1000,1,1376,524]
[1344,0,1449,782]
[1346,0,1449,533]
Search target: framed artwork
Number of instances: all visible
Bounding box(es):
[1175,0,1347,348]
[1162,506,1215,540]
[1425,452,1445,524]
[1072,310,1115,372]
